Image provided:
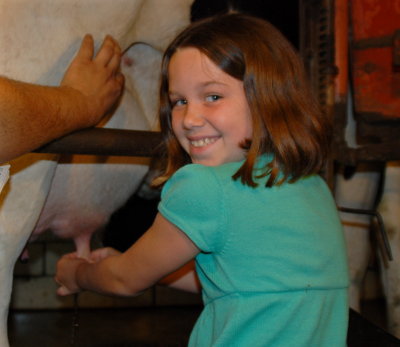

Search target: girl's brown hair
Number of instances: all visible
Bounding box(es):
[154,13,331,188]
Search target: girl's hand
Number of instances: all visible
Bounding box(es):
[55,248,120,296]
[89,247,121,262]
[55,253,88,296]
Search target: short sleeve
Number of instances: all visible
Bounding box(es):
[158,164,226,253]
[0,165,10,193]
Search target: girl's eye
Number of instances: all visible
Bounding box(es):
[205,95,221,102]
[171,99,187,107]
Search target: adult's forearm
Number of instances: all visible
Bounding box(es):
[0,77,89,163]
[0,35,124,163]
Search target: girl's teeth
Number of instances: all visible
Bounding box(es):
[191,137,216,147]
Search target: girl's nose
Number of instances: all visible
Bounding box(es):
[183,104,205,129]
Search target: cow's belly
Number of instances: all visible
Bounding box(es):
[0,1,192,346]
[30,42,163,257]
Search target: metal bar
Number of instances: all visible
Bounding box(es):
[338,206,393,261]
[33,128,162,157]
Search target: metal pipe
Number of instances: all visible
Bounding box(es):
[33,128,162,157]
[338,206,393,261]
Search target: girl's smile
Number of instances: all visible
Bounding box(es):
[168,47,253,167]
[190,136,218,147]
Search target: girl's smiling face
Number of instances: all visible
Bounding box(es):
[168,47,253,167]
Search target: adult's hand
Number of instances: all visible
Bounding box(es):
[61,34,125,127]
[0,34,124,163]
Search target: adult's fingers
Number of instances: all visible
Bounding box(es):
[115,72,125,87]
[75,34,95,61]
[95,35,121,67]
[108,48,122,73]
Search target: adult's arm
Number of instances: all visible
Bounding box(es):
[0,34,124,163]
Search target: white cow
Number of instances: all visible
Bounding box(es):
[337,159,400,338]
[378,161,400,335]
[334,93,400,337]
[0,1,193,346]
[332,2,400,336]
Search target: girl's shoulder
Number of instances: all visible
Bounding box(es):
[161,164,216,198]
[160,162,242,202]
[159,164,229,253]
[172,161,242,183]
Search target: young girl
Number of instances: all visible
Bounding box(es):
[56,14,349,346]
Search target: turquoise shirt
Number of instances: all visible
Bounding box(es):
[159,159,349,346]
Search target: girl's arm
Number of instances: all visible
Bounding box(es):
[55,213,200,297]
[159,260,201,293]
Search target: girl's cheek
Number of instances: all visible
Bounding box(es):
[171,116,182,138]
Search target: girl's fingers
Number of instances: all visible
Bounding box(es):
[56,285,75,296]
[89,247,121,261]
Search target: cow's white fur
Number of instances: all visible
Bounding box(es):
[0,1,193,346]
[335,167,380,310]
[338,162,400,338]
[335,91,400,337]
[377,162,400,335]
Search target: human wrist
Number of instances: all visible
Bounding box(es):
[75,259,90,292]
[58,85,97,130]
